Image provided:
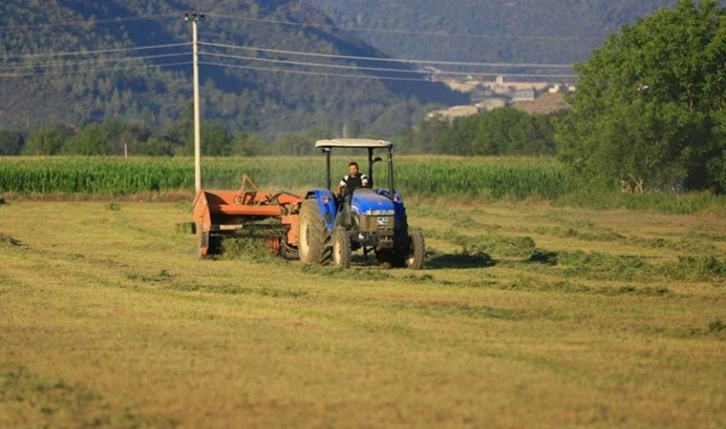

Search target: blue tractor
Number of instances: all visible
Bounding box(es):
[298,139,425,269]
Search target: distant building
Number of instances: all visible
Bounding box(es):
[426,105,480,122]
[444,80,479,93]
[512,89,536,102]
[475,98,507,111]
[548,83,577,94]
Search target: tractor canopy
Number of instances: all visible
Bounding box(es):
[315,138,395,195]
[314,139,392,149]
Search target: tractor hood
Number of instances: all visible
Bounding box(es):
[351,189,395,215]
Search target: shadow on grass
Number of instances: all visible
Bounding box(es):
[426,250,497,269]
[426,247,560,270]
[526,249,558,265]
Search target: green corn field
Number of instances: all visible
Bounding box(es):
[0,156,578,200]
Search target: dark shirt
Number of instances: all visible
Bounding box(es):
[339,174,369,195]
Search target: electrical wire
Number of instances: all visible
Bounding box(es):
[199,41,574,70]
[0,12,579,81]
[199,61,576,82]
[199,61,426,82]
[199,51,418,74]
[0,52,189,71]
[0,13,178,31]
[1,43,191,61]
[199,51,576,78]
[203,12,603,41]
[0,61,190,78]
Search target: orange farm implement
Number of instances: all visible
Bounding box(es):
[192,175,302,258]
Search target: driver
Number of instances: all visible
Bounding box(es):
[336,161,369,197]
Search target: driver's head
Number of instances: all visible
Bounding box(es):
[348,162,359,177]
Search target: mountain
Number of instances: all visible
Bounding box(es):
[306,1,726,72]
[0,0,467,139]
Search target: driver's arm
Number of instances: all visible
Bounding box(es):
[336,179,345,196]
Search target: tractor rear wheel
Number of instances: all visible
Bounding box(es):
[332,230,351,268]
[298,199,331,265]
[406,230,425,270]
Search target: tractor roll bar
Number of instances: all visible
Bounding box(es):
[317,139,395,199]
[324,147,331,190]
[387,146,394,195]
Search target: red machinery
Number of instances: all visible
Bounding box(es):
[192,175,303,258]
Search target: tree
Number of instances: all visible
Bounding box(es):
[23,124,76,155]
[271,133,311,156]
[347,119,362,138]
[65,123,110,155]
[169,103,233,157]
[101,120,153,156]
[197,122,233,157]
[0,130,25,155]
[470,108,536,155]
[557,0,726,193]
[231,133,263,157]
[399,117,449,154]
[130,137,174,157]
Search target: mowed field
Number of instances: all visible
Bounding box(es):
[1,197,725,428]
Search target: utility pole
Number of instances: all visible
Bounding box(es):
[185,12,204,194]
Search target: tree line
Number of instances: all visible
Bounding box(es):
[0,104,560,158]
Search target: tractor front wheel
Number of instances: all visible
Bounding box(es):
[406,230,425,270]
[298,199,331,265]
[332,230,351,268]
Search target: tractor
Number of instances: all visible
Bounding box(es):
[298,138,425,269]
[192,138,424,269]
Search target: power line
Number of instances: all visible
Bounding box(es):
[200,51,418,75]
[0,13,178,31]
[0,52,189,71]
[199,41,574,70]
[0,43,190,61]
[199,61,576,82]
[0,61,190,78]
[199,61,427,82]
[0,43,576,80]
[203,12,602,41]
[199,51,577,78]
[0,12,580,81]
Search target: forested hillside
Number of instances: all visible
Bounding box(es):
[5,1,721,141]
[307,1,726,66]
[0,0,465,139]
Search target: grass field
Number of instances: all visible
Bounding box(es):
[1,197,724,428]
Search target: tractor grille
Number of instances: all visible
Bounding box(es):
[358,215,395,233]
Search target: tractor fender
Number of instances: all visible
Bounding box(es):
[304,189,337,231]
[375,188,403,203]
[375,188,407,228]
